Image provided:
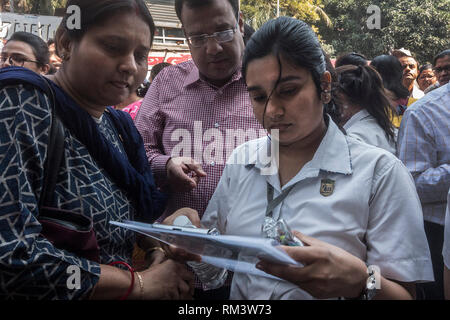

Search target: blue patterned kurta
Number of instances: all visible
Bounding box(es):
[0,83,137,299]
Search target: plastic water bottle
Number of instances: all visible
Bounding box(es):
[173,215,228,291]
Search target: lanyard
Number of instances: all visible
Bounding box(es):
[263,182,303,246]
[265,182,296,220]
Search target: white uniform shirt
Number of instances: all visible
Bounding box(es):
[412,82,425,100]
[443,189,450,269]
[202,118,433,300]
[343,109,397,154]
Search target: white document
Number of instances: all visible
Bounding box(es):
[110,220,303,280]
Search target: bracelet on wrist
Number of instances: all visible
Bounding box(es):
[109,261,135,300]
[135,271,144,300]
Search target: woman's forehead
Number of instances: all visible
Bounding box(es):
[81,11,151,44]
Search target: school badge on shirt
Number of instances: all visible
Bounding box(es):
[320,179,335,197]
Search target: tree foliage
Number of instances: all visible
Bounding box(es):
[319,0,450,63]
[241,0,331,30]
[2,0,66,15]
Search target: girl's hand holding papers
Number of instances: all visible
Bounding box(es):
[256,231,368,299]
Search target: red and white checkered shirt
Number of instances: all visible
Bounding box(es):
[135,60,263,221]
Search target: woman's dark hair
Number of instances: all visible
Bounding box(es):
[175,0,240,21]
[8,31,50,67]
[242,17,333,128]
[334,65,396,141]
[370,55,409,100]
[56,0,155,51]
[335,52,368,68]
[150,62,172,81]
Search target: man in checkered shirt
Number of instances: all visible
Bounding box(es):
[135,0,263,299]
[397,83,450,299]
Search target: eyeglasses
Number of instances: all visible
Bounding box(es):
[187,23,239,48]
[433,65,450,74]
[0,53,41,67]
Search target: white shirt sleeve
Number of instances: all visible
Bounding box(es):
[201,163,233,234]
[366,158,434,282]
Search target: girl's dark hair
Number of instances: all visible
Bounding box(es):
[56,0,155,49]
[242,17,335,128]
[8,31,50,67]
[335,52,368,68]
[243,17,326,93]
[322,50,341,125]
[370,55,409,100]
[334,65,396,141]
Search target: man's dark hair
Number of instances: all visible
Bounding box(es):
[418,63,433,77]
[8,31,50,66]
[175,0,240,22]
[433,49,450,66]
[150,62,171,80]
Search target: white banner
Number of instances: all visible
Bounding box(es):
[0,12,62,41]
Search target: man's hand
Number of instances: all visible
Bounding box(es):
[166,157,207,192]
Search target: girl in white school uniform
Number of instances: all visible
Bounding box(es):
[166,17,433,300]
[333,65,398,154]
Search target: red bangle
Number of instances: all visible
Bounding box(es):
[109,261,135,300]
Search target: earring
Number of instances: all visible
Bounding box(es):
[321,90,331,103]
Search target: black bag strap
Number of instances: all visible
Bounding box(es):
[38,76,65,209]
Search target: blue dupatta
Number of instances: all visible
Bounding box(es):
[0,67,167,222]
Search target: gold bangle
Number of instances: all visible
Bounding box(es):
[135,271,144,300]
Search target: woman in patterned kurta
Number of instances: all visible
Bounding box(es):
[0,0,194,300]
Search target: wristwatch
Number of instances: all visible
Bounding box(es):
[358,268,377,300]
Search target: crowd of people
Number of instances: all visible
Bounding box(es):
[0,0,449,301]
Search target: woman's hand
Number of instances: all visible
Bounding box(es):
[256,231,368,299]
[160,207,203,263]
[138,259,195,300]
[162,207,202,228]
[145,248,167,267]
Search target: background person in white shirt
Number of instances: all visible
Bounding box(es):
[333,64,397,154]
[166,17,433,300]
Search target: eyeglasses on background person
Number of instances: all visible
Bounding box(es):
[0,53,41,68]
[187,23,239,48]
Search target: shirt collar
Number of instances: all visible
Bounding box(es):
[246,116,353,178]
[183,63,244,89]
[343,109,370,130]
